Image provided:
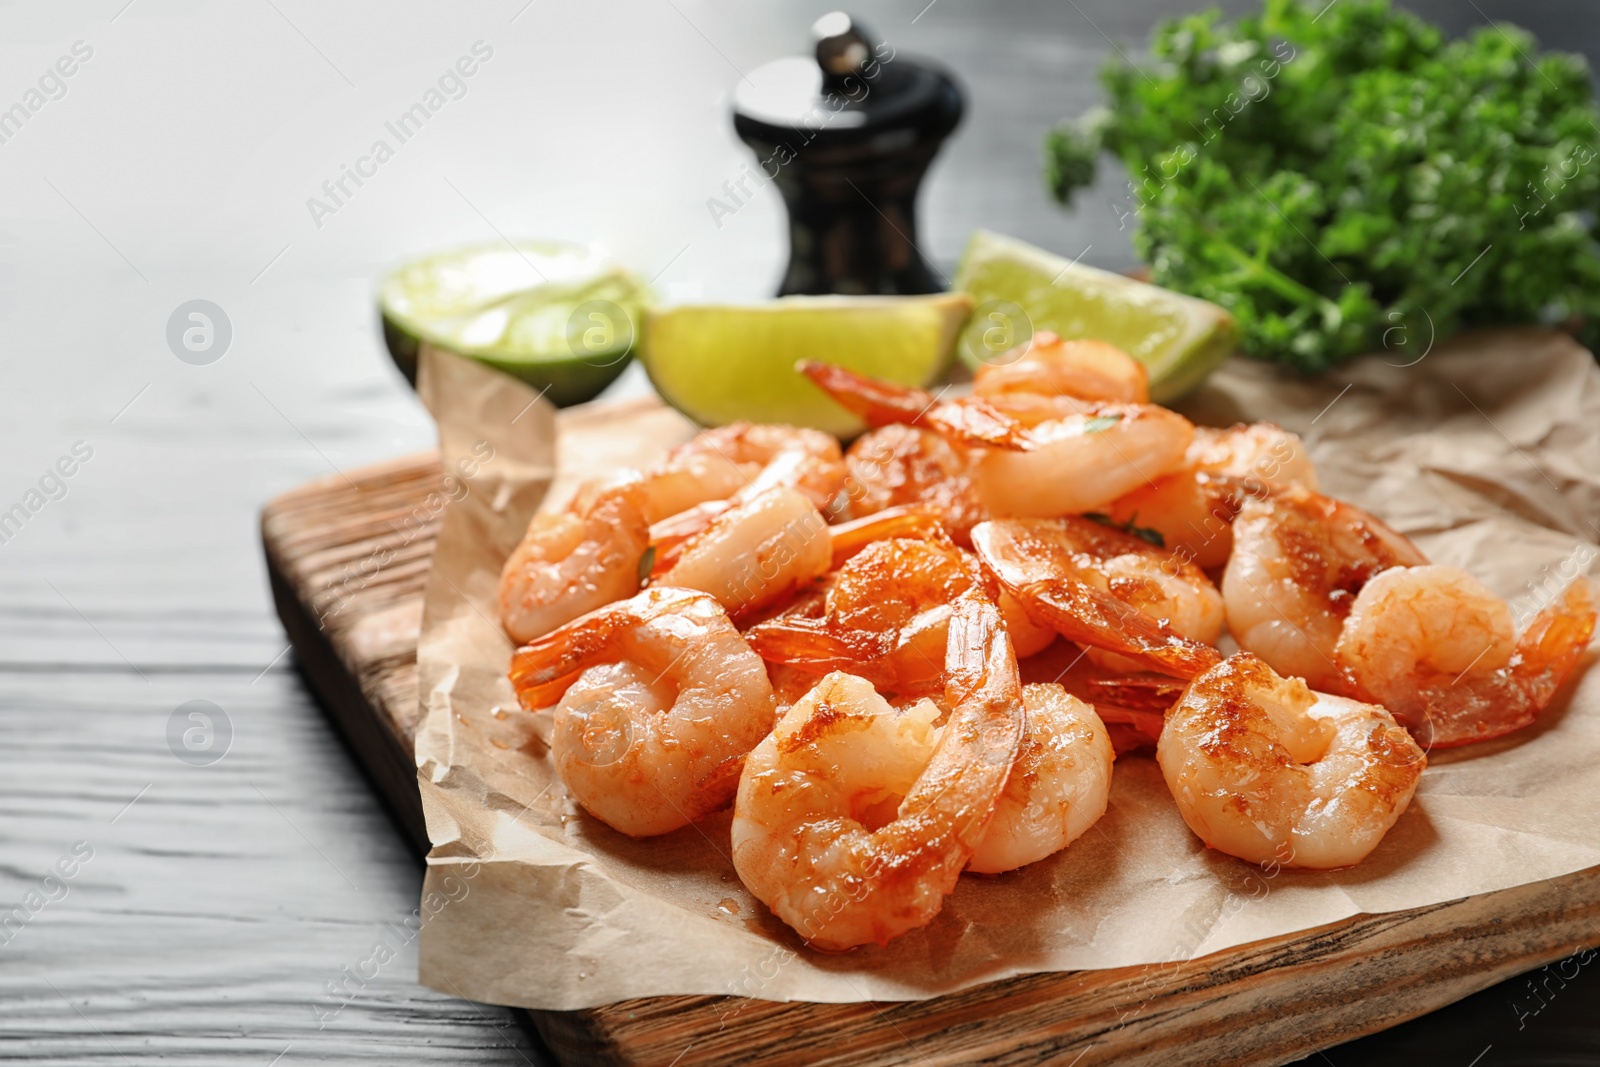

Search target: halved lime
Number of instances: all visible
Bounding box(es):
[379,242,653,408]
[640,293,972,436]
[953,231,1236,402]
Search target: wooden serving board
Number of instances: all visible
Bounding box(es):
[261,410,1600,1067]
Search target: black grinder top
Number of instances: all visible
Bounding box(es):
[731,12,963,296]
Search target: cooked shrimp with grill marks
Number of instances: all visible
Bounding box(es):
[842,423,987,543]
[801,358,1194,518]
[1223,484,1427,690]
[499,473,651,645]
[655,485,832,620]
[731,588,1023,949]
[748,533,1054,697]
[973,517,1223,680]
[1158,653,1425,869]
[1105,422,1318,572]
[509,587,777,837]
[1335,566,1596,747]
[967,683,1114,874]
[643,421,846,521]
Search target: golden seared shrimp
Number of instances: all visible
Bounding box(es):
[748,534,1053,696]
[643,421,846,520]
[1103,473,1238,573]
[1189,423,1319,488]
[974,331,1150,404]
[843,423,987,543]
[824,506,1056,657]
[1158,654,1426,869]
[974,405,1194,518]
[1015,515,1224,673]
[1106,423,1318,571]
[508,588,777,837]
[656,486,832,619]
[648,446,836,566]
[972,517,1223,679]
[1335,567,1596,747]
[731,589,1023,949]
[499,475,650,645]
[801,360,1193,517]
[1222,485,1427,690]
[967,684,1114,874]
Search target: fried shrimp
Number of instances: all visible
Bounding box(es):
[798,358,1191,512]
[1222,485,1427,689]
[967,684,1114,874]
[972,517,1223,679]
[843,424,987,543]
[731,589,1023,949]
[644,421,846,520]
[974,405,1194,518]
[1157,654,1425,869]
[974,331,1150,404]
[748,534,1053,695]
[656,485,832,619]
[508,587,776,837]
[1105,422,1318,571]
[499,474,651,644]
[1189,423,1318,488]
[1335,566,1596,747]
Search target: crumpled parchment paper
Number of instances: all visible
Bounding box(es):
[412,328,1600,1010]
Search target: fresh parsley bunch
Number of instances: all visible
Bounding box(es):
[1046,0,1600,371]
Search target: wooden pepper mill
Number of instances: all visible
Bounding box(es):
[732,12,964,296]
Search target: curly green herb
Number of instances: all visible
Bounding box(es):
[1046,0,1600,370]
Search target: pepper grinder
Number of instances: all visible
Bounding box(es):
[732,12,963,296]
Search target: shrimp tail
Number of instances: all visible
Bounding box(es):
[745,615,895,667]
[797,360,1033,452]
[1097,709,1167,752]
[797,360,934,426]
[829,506,950,568]
[1341,578,1596,749]
[1018,577,1223,680]
[509,587,706,709]
[747,615,945,694]
[648,501,731,573]
[1515,578,1597,699]
[1081,673,1187,713]
[509,618,619,709]
[936,590,1024,849]
[1434,578,1595,748]
[1050,665,1179,749]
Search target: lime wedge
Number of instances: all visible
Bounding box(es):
[640,293,972,436]
[953,231,1236,402]
[379,242,653,408]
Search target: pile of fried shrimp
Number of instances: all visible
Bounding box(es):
[498,333,1597,951]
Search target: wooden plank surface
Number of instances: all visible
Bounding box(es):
[260,444,1600,1067]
